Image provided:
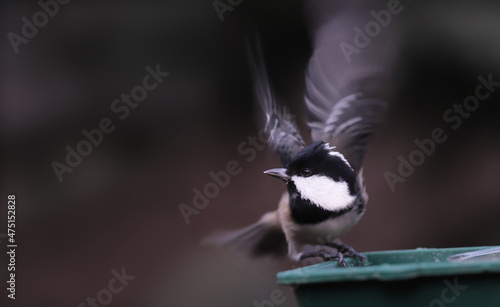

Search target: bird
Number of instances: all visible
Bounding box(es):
[203,1,394,267]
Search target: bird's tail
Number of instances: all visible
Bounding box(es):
[201,211,288,258]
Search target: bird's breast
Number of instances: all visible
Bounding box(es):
[292,208,362,245]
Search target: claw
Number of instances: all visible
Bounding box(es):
[299,249,347,267]
[339,244,366,265]
[325,242,366,266]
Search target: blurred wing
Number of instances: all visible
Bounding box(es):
[247,38,305,166]
[304,1,395,171]
[307,89,387,172]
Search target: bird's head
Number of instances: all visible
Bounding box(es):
[264,141,357,213]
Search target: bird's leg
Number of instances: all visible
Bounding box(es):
[325,241,366,266]
[299,250,347,267]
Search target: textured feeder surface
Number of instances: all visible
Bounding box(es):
[278,246,500,307]
[278,246,500,284]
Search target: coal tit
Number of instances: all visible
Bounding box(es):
[203,64,387,267]
[204,2,392,266]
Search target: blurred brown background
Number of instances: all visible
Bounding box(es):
[1,0,500,306]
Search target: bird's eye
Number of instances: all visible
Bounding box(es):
[301,168,312,177]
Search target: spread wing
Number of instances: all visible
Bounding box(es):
[247,39,305,166]
[304,1,395,171]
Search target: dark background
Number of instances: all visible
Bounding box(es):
[1,1,500,306]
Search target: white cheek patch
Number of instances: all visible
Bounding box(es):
[291,175,355,212]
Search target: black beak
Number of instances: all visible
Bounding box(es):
[263,168,290,181]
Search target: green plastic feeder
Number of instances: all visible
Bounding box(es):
[277,246,500,307]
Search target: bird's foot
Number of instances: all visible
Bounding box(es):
[325,242,366,266]
[299,250,347,267]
